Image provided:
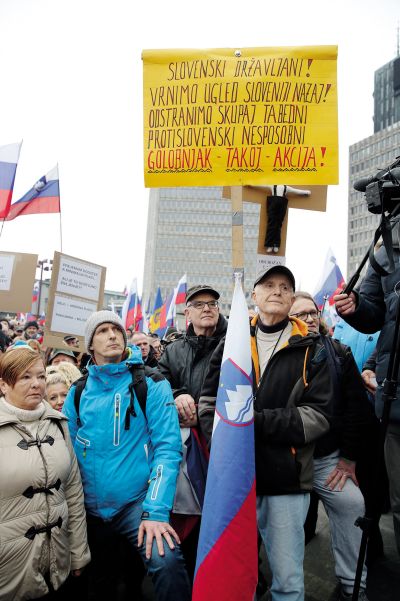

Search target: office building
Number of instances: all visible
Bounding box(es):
[142,186,260,314]
[374,55,400,133]
[348,53,400,277]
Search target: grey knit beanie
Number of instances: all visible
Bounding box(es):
[85,310,127,353]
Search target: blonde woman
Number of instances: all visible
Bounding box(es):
[0,348,90,600]
[46,362,82,412]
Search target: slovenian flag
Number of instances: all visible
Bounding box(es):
[121,278,137,330]
[193,275,258,601]
[0,142,22,219]
[313,248,345,328]
[6,165,60,221]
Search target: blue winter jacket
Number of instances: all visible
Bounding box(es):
[63,347,182,522]
[333,318,379,373]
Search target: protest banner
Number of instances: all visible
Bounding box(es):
[43,252,106,352]
[143,46,338,188]
[0,251,38,312]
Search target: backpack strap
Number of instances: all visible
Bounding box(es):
[322,336,343,402]
[124,365,166,430]
[125,363,147,430]
[73,374,89,427]
[55,420,66,439]
[74,363,163,431]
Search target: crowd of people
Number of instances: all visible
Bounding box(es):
[0,262,398,601]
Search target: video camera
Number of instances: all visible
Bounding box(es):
[354,156,400,214]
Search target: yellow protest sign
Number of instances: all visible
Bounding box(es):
[142,46,338,187]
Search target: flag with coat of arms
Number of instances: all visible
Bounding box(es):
[192,274,258,601]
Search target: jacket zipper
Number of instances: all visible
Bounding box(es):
[76,433,90,459]
[150,465,163,500]
[113,393,121,446]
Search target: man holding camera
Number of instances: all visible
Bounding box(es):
[335,239,400,557]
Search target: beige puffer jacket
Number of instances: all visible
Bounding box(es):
[0,401,90,601]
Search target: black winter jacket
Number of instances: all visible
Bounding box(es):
[158,314,227,403]
[199,317,333,496]
[315,337,374,461]
[341,246,400,423]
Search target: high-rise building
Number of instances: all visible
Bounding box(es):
[142,186,260,315]
[374,56,400,133]
[348,53,400,278]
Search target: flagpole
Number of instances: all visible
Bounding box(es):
[321,294,329,318]
[0,217,6,241]
[57,164,63,252]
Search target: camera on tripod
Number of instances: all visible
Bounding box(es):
[354,156,400,214]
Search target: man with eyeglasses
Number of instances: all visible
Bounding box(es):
[290,292,373,601]
[199,266,334,601]
[158,284,227,581]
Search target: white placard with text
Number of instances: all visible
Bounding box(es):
[256,254,286,280]
[56,256,101,302]
[51,295,97,336]
[0,255,15,291]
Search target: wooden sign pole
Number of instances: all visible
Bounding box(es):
[225,185,327,258]
[231,186,244,285]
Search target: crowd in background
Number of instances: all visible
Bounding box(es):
[0,265,397,601]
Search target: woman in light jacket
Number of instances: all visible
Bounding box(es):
[0,347,90,600]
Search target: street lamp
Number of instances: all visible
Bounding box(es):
[36,259,53,318]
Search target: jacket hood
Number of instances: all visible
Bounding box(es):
[87,345,143,381]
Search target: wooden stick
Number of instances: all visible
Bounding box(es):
[231,186,244,286]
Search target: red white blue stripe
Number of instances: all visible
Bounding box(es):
[175,273,187,305]
[121,278,137,329]
[192,275,258,601]
[6,165,60,221]
[0,142,22,219]
[159,291,174,336]
[135,296,143,332]
[166,273,186,324]
[314,248,345,328]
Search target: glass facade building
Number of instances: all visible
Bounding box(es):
[374,56,400,133]
[348,121,400,277]
[348,53,400,277]
[142,186,260,315]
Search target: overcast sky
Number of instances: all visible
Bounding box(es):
[0,0,399,295]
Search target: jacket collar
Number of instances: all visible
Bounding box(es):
[88,345,143,379]
[250,314,308,338]
[0,398,66,428]
[250,315,312,386]
[185,314,228,342]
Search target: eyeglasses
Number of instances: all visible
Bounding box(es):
[187,300,219,310]
[291,310,321,321]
